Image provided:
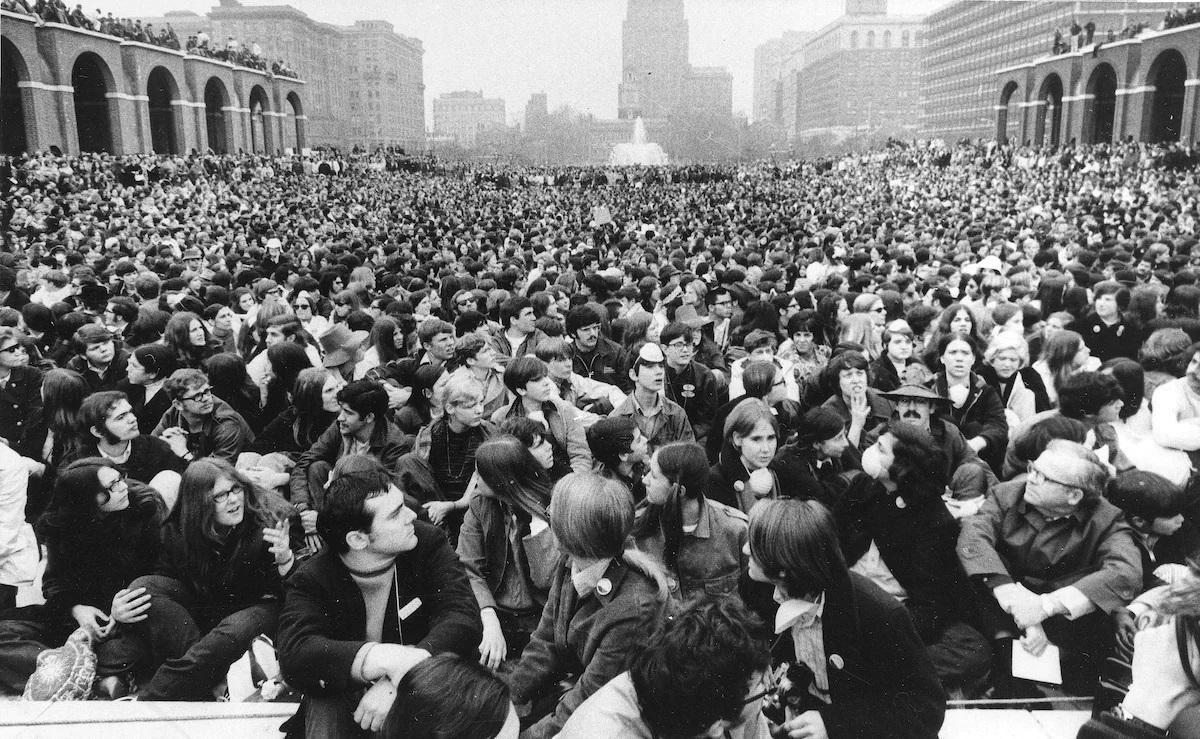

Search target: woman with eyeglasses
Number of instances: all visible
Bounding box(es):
[744,498,945,738]
[0,458,164,697]
[290,290,330,339]
[124,458,295,701]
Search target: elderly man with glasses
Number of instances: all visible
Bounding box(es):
[153,368,254,465]
[958,439,1142,697]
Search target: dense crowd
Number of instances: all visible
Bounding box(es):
[1,136,1200,737]
[1052,4,1200,54]
[1,0,297,78]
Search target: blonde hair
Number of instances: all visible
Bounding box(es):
[839,313,882,359]
[985,330,1030,367]
[550,472,669,601]
[432,370,483,416]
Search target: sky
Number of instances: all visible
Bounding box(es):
[100,0,950,124]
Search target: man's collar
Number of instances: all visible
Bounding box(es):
[631,389,663,414]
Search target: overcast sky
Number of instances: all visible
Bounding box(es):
[101,0,949,124]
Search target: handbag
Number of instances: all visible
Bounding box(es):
[21,627,96,701]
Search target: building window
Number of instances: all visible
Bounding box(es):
[867,30,875,48]
[902,30,910,47]
[883,30,891,48]
[850,30,859,48]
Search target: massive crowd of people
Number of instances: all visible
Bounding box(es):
[1,135,1200,737]
[1,0,297,78]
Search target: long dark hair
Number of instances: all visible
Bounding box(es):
[634,441,711,571]
[885,423,946,504]
[203,352,261,411]
[164,311,216,368]
[473,436,552,522]
[382,655,512,739]
[37,457,162,537]
[266,341,312,407]
[175,458,283,587]
[42,368,87,465]
[290,368,335,447]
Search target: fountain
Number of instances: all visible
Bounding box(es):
[609,117,669,166]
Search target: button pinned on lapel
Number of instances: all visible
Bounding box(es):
[895,496,907,509]
[829,654,844,670]
[595,578,612,596]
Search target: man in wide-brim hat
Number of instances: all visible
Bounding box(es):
[870,384,996,509]
[319,324,369,377]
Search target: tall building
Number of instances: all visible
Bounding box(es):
[618,0,689,120]
[752,31,812,126]
[524,92,549,135]
[793,0,924,138]
[432,91,506,149]
[140,1,425,152]
[685,67,733,118]
[921,1,1176,141]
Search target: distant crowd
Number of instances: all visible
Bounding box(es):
[1052,3,1200,55]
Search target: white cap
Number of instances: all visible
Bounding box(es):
[638,343,665,363]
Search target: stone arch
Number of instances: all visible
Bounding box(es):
[285,90,305,151]
[883,30,891,48]
[996,80,1020,143]
[850,31,858,49]
[867,30,875,48]
[1035,73,1064,146]
[248,84,273,154]
[203,76,231,154]
[1083,63,1118,144]
[71,51,115,153]
[146,66,180,155]
[1,37,30,154]
[1144,49,1187,143]
[901,30,910,47]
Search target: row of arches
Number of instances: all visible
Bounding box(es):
[997,49,1188,145]
[1,38,304,156]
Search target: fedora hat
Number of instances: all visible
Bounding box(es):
[319,324,368,368]
[881,384,949,404]
[675,304,713,328]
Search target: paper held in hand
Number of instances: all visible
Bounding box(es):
[1011,642,1062,685]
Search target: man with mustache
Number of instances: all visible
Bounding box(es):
[865,384,996,509]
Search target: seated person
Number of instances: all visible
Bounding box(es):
[118,343,178,435]
[843,423,991,696]
[743,498,946,737]
[633,442,747,606]
[559,599,771,739]
[585,416,649,502]
[277,455,481,737]
[381,654,518,739]
[1105,469,1200,589]
[125,458,294,700]
[1151,344,1200,458]
[708,360,801,465]
[658,322,720,446]
[506,472,669,738]
[728,330,800,403]
[153,368,255,465]
[610,343,695,452]
[534,337,623,420]
[958,439,1142,696]
[818,351,894,450]
[867,384,996,514]
[770,407,859,507]
[491,356,591,479]
[289,379,411,525]
[66,391,185,513]
[0,458,163,697]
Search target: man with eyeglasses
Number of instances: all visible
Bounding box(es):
[153,368,254,465]
[659,322,719,446]
[703,287,740,358]
[958,439,1141,697]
